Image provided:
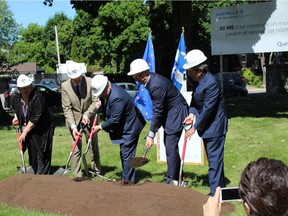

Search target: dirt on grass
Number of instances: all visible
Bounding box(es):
[0,174,236,216]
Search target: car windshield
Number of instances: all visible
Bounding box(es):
[40,79,57,85]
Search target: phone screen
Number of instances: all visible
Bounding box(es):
[220,187,241,202]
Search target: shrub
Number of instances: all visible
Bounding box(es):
[242,68,263,88]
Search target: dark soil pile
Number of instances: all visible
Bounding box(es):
[0,174,235,216]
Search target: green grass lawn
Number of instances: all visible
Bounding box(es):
[1,93,288,215]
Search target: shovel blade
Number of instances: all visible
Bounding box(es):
[53,167,69,176]
[26,166,34,174]
[17,166,34,174]
[169,180,187,187]
[129,157,149,168]
[17,166,26,174]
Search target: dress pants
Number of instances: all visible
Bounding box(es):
[120,135,139,184]
[163,130,182,183]
[71,130,101,178]
[203,135,226,195]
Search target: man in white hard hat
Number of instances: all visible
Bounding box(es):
[11,74,55,174]
[182,49,228,196]
[61,61,101,181]
[91,75,146,184]
[127,59,189,184]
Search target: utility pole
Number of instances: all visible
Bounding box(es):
[55,26,61,82]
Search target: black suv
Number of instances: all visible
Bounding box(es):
[215,72,248,97]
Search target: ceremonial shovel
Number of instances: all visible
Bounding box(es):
[15,125,34,174]
[128,147,150,168]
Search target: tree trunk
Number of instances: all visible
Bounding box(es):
[172,1,193,50]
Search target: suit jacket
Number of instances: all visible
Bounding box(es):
[101,84,146,144]
[145,73,188,135]
[189,71,228,138]
[61,76,100,130]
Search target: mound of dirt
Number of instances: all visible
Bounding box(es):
[0,174,235,216]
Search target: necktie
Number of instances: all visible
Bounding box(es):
[76,85,81,100]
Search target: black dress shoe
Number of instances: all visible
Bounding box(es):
[121,180,133,186]
[73,177,82,182]
[207,192,215,197]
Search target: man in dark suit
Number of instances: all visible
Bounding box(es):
[183,49,228,196]
[127,59,189,184]
[91,75,146,184]
[61,61,101,181]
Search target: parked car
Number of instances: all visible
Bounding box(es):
[115,82,138,99]
[215,72,248,97]
[4,84,61,109]
[34,84,62,107]
[4,82,17,109]
[39,79,59,91]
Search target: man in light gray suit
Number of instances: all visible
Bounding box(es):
[61,61,101,181]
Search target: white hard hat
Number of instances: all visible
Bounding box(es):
[17,74,32,88]
[91,75,108,96]
[127,59,150,76]
[183,49,207,70]
[66,62,82,79]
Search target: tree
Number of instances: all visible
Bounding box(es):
[10,24,45,64]
[95,1,150,73]
[10,13,73,73]
[0,0,20,67]
[0,0,19,126]
[43,12,73,70]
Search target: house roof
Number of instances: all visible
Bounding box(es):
[8,62,37,75]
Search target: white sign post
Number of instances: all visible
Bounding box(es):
[156,92,206,165]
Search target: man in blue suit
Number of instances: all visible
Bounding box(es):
[128,59,189,184]
[91,75,146,184]
[183,49,228,196]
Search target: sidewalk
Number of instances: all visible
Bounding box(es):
[246,85,266,94]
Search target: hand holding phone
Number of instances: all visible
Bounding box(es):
[220,187,241,202]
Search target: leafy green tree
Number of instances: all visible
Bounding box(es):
[0,0,20,66]
[95,1,150,73]
[10,13,73,73]
[0,0,19,125]
[71,9,97,64]
[0,0,19,46]
[9,23,46,71]
[42,13,73,72]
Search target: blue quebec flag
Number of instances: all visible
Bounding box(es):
[171,32,186,91]
[134,32,154,122]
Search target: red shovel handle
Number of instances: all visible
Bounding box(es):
[70,124,85,153]
[88,114,98,140]
[71,133,81,153]
[15,128,23,152]
[181,138,187,161]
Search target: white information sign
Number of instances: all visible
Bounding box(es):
[157,92,206,165]
[211,1,288,55]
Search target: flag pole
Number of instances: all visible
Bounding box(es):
[181,27,187,92]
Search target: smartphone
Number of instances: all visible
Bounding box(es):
[220,187,241,202]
